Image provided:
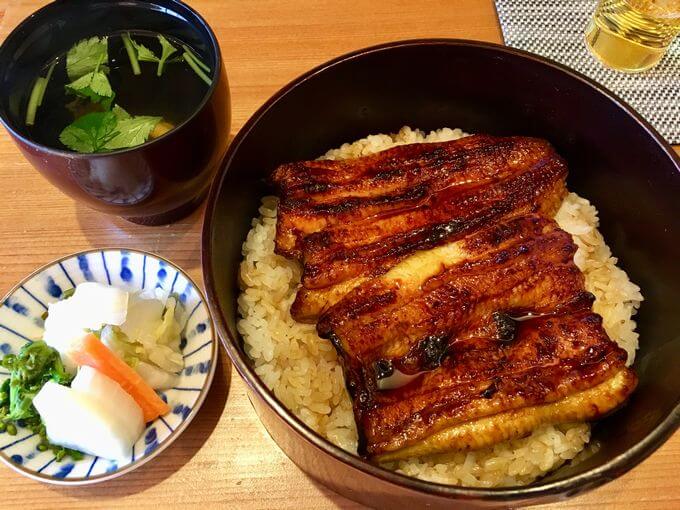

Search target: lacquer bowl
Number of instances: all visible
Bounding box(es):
[0,0,230,225]
[202,40,680,508]
[0,248,216,484]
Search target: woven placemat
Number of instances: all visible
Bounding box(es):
[495,0,680,143]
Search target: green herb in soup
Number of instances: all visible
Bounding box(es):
[123,33,180,77]
[24,31,212,153]
[25,62,56,126]
[121,33,142,76]
[64,54,115,109]
[66,36,110,81]
[59,106,162,153]
[181,45,212,86]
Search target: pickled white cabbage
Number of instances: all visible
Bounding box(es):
[134,361,177,390]
[43,282,129,372]
[119,293,164,348]
[43,282,185,387]
[102,295,184,387]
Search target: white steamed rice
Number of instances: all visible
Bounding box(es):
[237,126,643,487]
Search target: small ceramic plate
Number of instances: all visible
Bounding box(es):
[0,248,216,484]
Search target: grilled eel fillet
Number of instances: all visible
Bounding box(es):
[272,134,637,460]
[275,135,568,321]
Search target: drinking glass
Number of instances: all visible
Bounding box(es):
[585,0,680,72]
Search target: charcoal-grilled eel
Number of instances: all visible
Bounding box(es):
[272,134,637,461]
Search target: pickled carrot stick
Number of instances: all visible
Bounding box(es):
[69,334,170,422]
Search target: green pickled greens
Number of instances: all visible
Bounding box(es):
[0,341,83,461]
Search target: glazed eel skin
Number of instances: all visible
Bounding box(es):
[272,135,637,461]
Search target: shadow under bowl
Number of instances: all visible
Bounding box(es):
[202,39,680,508]
[0,0,231,225]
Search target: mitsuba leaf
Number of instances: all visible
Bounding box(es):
[66,36,109,81]
[156,35,178,76]
[131,39,159,63]
[158,36,177,60]
[64,69,114,106]
[104,115,161,150]
[112,104,131,120]
[59,111,119,153]
[60,34,170,153]
[60,106,161,153]
[127,34,179,76]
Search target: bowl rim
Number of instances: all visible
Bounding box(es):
[0,0,222,159]
[0,247,218,485]
[201,38,680,502]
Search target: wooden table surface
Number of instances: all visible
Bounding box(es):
[0,1,677,508]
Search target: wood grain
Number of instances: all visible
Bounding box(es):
[0,1,677,508]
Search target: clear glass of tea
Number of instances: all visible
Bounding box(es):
[585,0,680,72]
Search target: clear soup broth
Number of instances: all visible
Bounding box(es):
[24,31,212,152]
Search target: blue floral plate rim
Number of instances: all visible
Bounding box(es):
[0,247,218,485]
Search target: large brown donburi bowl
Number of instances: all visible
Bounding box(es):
[202,40,680,508]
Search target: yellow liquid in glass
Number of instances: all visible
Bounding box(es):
[585,0,680,72]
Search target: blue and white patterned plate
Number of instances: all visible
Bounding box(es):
[0,249,216,484]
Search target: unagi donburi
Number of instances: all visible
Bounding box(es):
[238,126,643,487]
